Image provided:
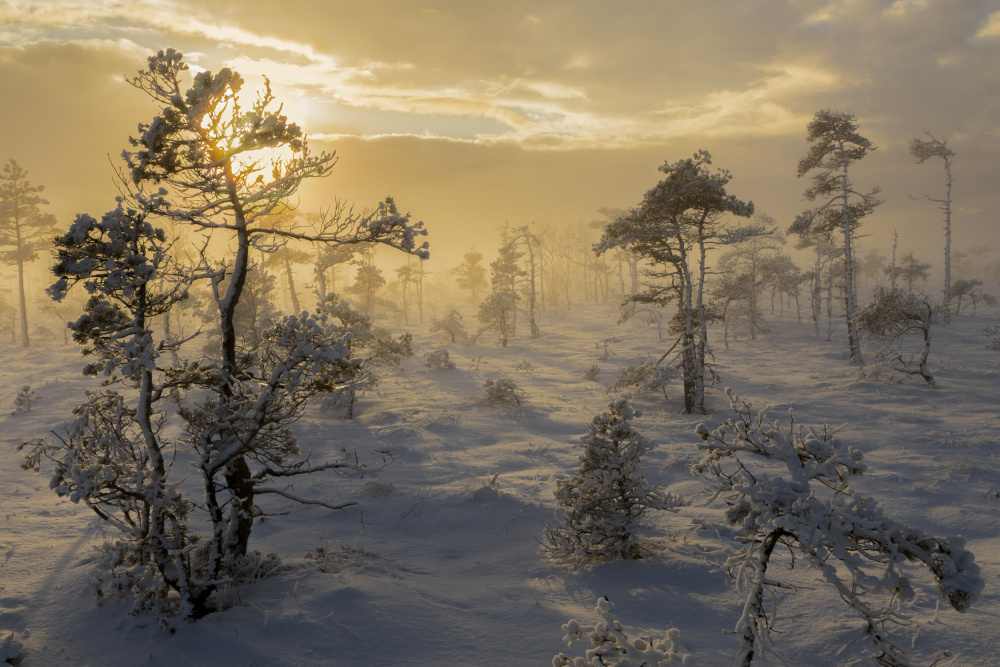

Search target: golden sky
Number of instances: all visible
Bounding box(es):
[1,0,999,263]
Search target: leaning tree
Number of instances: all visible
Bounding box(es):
[790,110,882,365]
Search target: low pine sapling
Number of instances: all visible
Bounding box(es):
[606,360,676,400]
[553,596,687,667]
[694,390,982,667]
[423,348,455,369]
[544,399,681,563]
[12,385,35,413]
[481,376,522,407]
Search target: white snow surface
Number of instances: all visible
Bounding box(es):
[1,303,998,666]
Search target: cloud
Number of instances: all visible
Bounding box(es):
[520,14,541,28]
[975,9,1000,39]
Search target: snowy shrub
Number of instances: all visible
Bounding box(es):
[516,359,533,372]
[858,287,936,387]
[306,540,369,574]
[980,324,1000,351]
[481,377,522,406]
[597,337,621,360]
[584,365,601,381]
[429,309,467,344]
[694,390,983,666]
[543,399,681,563]
[553,596,688,667]
[423,348,456,370]
[606,361,676,400]
[12,385,35,413]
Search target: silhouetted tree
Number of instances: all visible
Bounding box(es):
[0,160,58,347]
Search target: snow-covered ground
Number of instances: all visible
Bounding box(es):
[1,302,998,666]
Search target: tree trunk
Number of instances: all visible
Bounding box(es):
[16,255,29,348]
[283,255,301,313]
[841,146,863,364]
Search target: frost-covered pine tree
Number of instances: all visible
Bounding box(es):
[23,49,428,621]
[694,391,982,666]
[544,399,681,563]
[790,110,883,365]
[596,151,753,414]
[478,238,524,347]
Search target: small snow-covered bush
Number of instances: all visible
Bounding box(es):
[584,365,601,381]
[597,336,622,360]
[543,399,681,563]
[858,287,936,387]
[694,390,983,666]
[12,385,35,413]
[553,596,688,666]
[606,361,676,400]
[424,348,456,369]
[481,377,522,406]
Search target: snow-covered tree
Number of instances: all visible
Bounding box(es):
[543,399,680,563]
[694,391,981,665]
[24,49,428,621]
[896,252,931,294]
[395,261,418,324]
[859,247,888,292]
[0,160,59,347]
[910,133,954,324]
[478,238,525,347]
[454,248,488,303]
[596,150,753,413]
[858,287,937,387]
[25,195,207,619]
[429,308,466,343]
[790,110,883,365]
[950,278,993,316]
[347,246,387,318]
[717,214,785,340]
[312,217,356,300]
